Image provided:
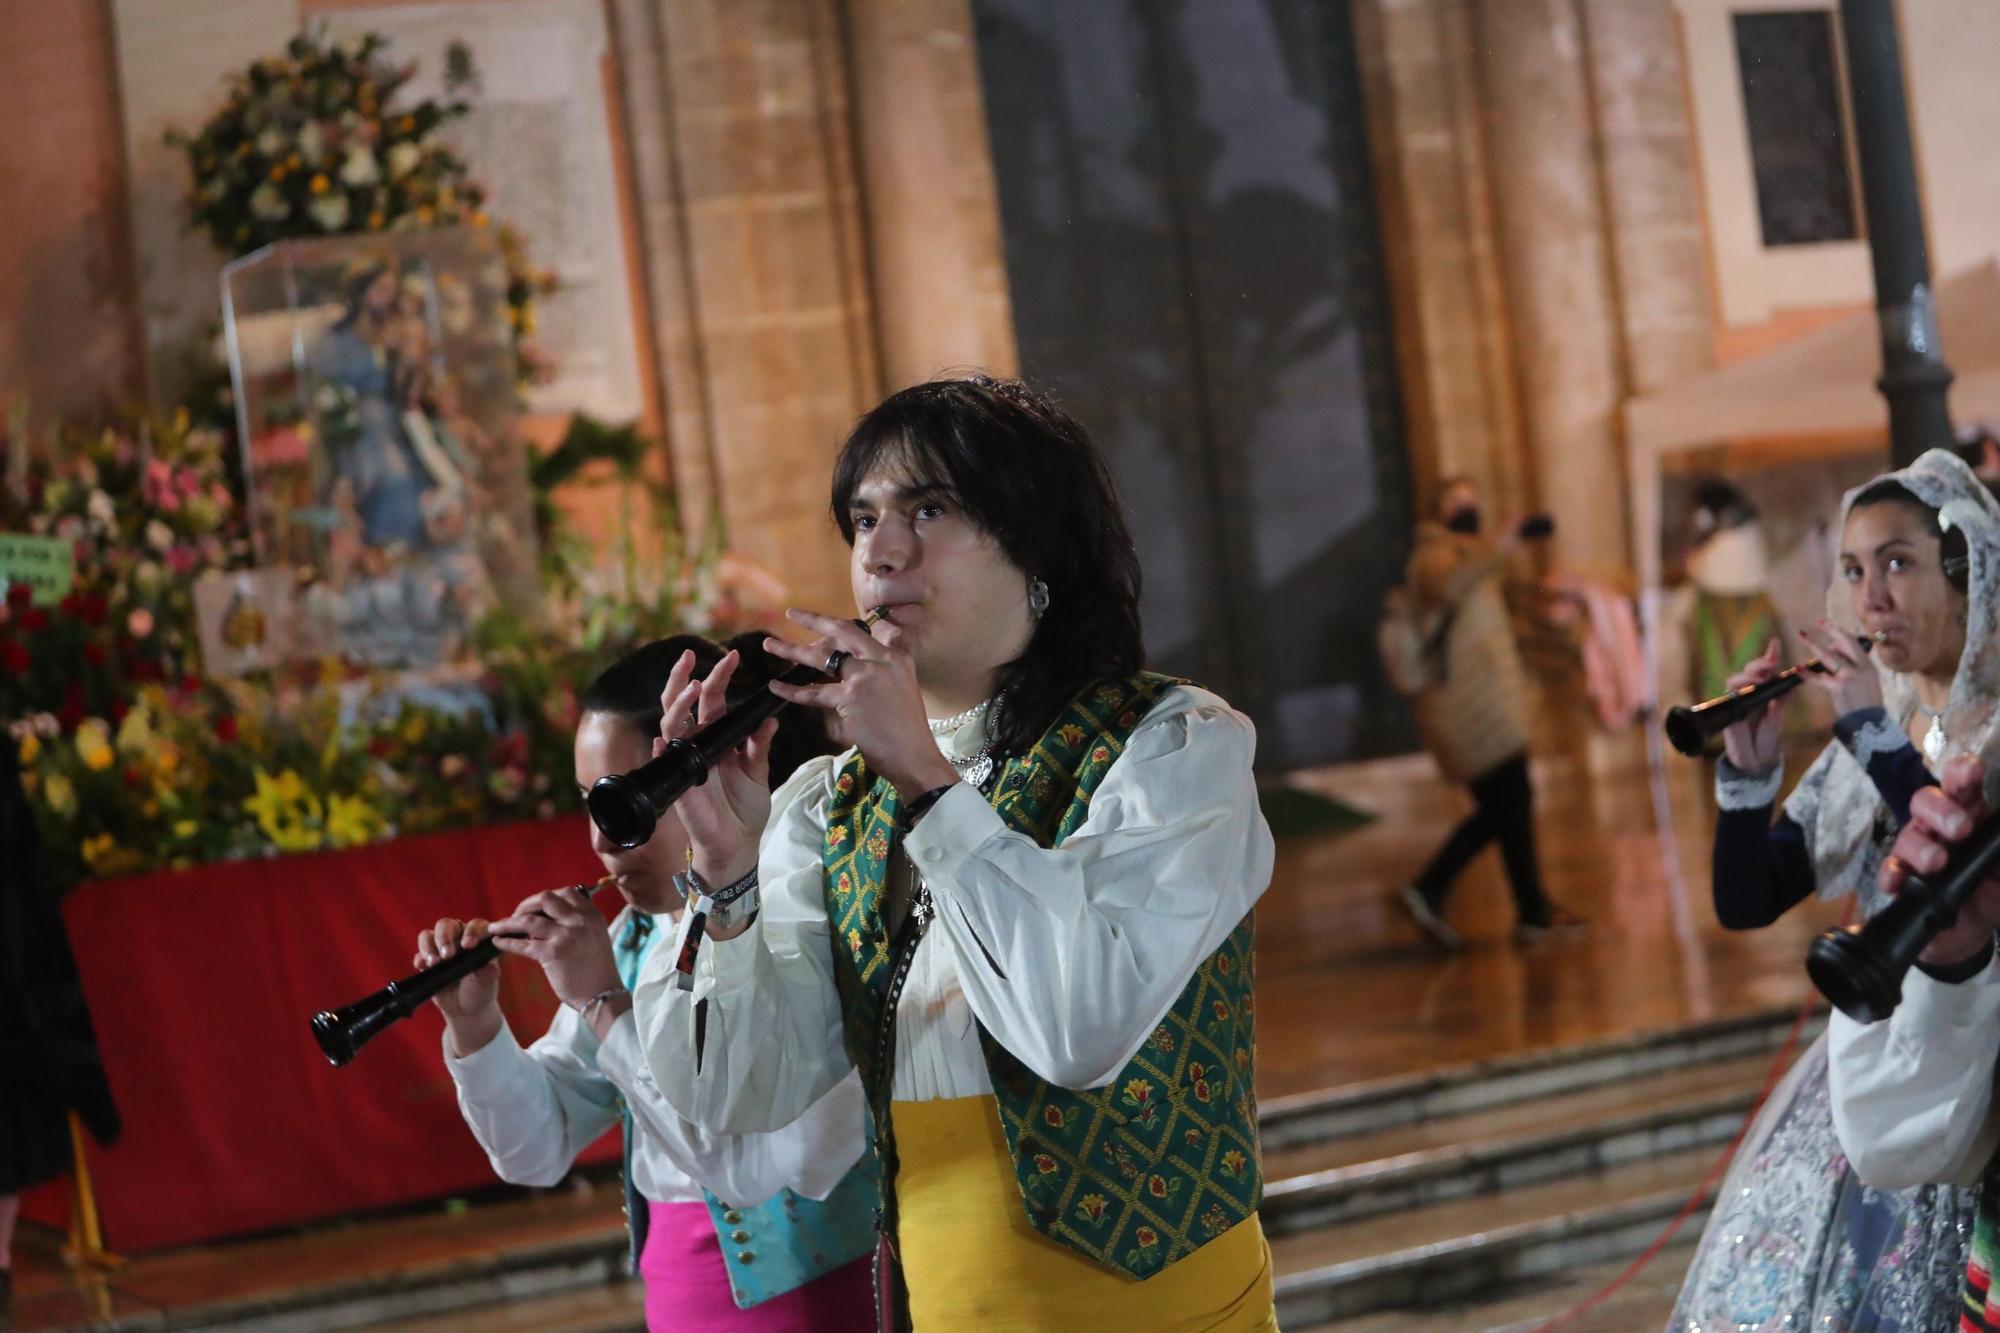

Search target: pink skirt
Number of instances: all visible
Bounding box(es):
[639,1199,873,1331]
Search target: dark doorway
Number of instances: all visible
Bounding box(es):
[970,0,1414,768]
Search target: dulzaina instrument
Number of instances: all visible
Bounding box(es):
[585,607,891,849]
[1809,812,2000,1022]
[1662,634,1883,758]
[310,875,617,1067]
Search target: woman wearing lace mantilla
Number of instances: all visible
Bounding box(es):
[1671,449,2000,1331]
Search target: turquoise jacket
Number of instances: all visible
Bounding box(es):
[613,911,878,1307]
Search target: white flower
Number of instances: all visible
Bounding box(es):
[146,519,174,553]
[298,122,327,165]
[250,183,289,221]
[338,147,380,188]
[255,125,287,158]
[33,713,60,738]
[309,192,352,232]
[87,489,115,525]
[341,35,369,59]
[386,141,422,181]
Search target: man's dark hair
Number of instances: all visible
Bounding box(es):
[830,375,1144,758]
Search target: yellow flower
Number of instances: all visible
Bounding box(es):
[43,773,76,816]
[401,714,428,745]
[310,173,330,194]
[172,820,199,840]
[244,767,324,852]
[325,793,386,849]
[82,833,133,876]
[16,733,40,767]
[76,719,115,772]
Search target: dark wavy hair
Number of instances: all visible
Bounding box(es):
[830,375,1144,759]
[1848,479,1970,597]
[580,632,835,788]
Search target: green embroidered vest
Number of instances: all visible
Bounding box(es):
[821,672,1262,1279]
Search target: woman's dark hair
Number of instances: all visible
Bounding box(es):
[579,632,836,789]
[335,263,392,331]
[1848,479,1970,596]
[829,375,1144,758]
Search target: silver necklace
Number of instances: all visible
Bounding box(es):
[927,698,992,737]
[1911,694,1948,767]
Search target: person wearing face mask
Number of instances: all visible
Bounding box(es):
[1392,477,1582,950]
[631,376,1278,1332]
[416,634,878,1330]
[1668,449,1999,1333]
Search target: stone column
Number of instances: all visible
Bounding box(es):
[1472,0,1630,579]
[1350,0,1530,518]
[1578,0,1713,396]
[612,0,881,616]
[841,0,1018,390]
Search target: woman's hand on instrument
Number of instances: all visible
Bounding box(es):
[1882,754,2000,969]
[489,886,622,1010]
[656,648,777,886]
[765,609,959,801]
[416,916,503,1056]
[1797,618,1882,717]
[1719,637,1786,775]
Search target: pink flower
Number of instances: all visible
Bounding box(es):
[175,467,202,498]
[166,546,198,576]
[127,608,155,639]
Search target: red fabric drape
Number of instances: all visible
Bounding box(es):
[23,817,622,1252]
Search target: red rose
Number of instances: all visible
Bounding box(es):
[179,674,203,695]
[367,737,393,758]
[81,593,108,625]
[83,642,107,666]
[18,608,47,633]
[1,640,27,673]
[60,592,83,619]
[214,714,239,744]
[122,765,144,789]
[5,582,31,609]
[57,682,86,731]
[109,697,129,724]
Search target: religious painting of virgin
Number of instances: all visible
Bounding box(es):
[222,229,540,673]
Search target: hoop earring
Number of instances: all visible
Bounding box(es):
[1027,577,1051,618]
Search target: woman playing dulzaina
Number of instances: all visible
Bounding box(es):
[632,376,1278,1331]
[414,635,878,1330]
[1669,449,2000,1331]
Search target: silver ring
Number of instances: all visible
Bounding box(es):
[823,649,850,679]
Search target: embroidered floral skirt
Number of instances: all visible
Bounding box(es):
[1669,1033,1976,1332]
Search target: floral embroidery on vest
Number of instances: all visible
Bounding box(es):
[821,672,1263,1279]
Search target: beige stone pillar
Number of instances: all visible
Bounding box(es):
[1578,0,1713,396]
[841,0,1018,390]
[611,0,881,616]
[1350,0,1531,520]
[1472,0,1631,580]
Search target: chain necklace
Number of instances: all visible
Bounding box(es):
[927,698,993,737]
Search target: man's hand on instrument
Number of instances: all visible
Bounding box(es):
[1719,636,1785,776]
[1882,754,2000,970]
[416,916,503,1057]
[765,608,959,801]
[656,647,776,886]
[489,886,622,1010]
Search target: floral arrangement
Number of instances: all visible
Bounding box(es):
[4,410,771,888]
[168,28,556,383]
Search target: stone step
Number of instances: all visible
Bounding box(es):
[1261,1051,1770,1235]
[1270,1144,1715,1327]
[1299,1240,1698,1332]
[1260,1005,1818,1152]
[369,1277,645,1332]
